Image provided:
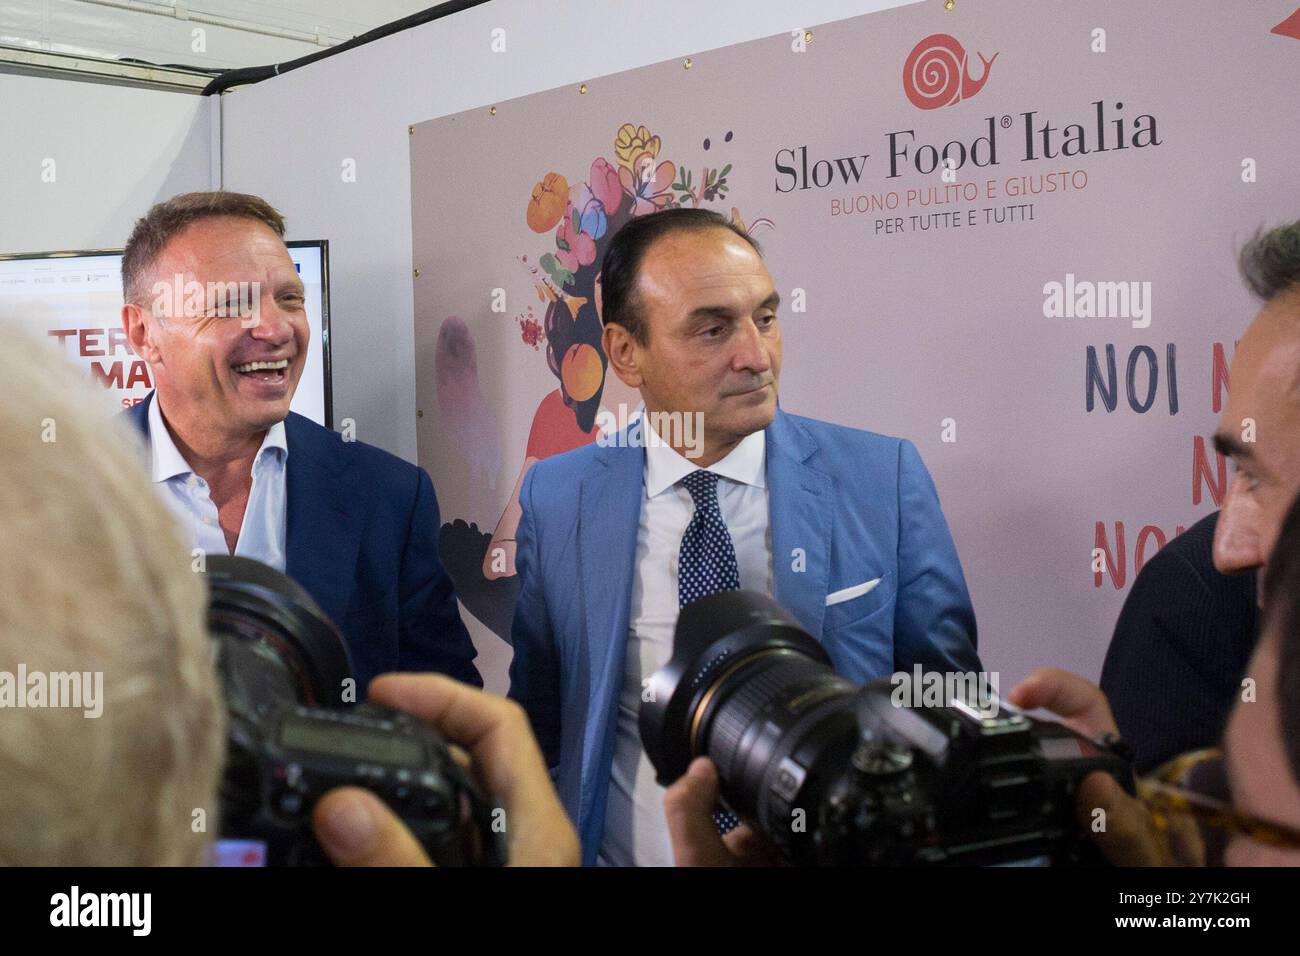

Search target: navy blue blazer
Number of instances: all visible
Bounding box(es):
[508,408,980,864]
[126,392,480,693]
[1101,512,1258,772]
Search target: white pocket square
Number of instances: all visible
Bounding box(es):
[825,578,881,607]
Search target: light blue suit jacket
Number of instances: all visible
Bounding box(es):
[507,408,979,865]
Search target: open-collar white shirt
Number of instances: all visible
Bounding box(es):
[148,395,289,571]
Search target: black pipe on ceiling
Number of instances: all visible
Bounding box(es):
[201,0,493,96]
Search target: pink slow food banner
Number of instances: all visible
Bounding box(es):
[410,0,1300,692]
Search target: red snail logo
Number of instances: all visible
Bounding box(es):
[1273,7,1300,40]
[903,33,998,110]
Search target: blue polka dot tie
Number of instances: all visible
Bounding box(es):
[678,469,742,834]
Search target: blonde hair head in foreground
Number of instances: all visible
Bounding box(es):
[0,323,224,865]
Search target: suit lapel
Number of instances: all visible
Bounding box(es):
[131,399,360,625]
[577,439,643,689]
[284,415,362,628]
[575,440,643,822]
[768,409,833,638]
[126,392,152,437]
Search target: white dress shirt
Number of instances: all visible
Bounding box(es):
[148,396,289,571]
[598,423,773,866]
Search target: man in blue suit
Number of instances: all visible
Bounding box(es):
[119,191,479,694]
[509,208,979,865]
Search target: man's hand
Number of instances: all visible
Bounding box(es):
[663,757,783,866]
[1008,667,1170,866]
[311,674,579,867]
[1007,666,1121,739]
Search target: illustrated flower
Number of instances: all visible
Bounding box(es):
[570,182,608,241]
[620,156,676,216]
[613,123,676,215]
[527,172,569,233]
[614,124,661,172]
[554,201,597,273]
[589,157,622,215]
[518,315,543,350]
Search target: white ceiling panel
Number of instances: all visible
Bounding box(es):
[0,0,448,72]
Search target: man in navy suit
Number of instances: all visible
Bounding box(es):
[508,208,979,865]
[119,191,478,694]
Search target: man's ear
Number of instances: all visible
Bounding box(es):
[602,322,644,390]
[123,303,162,366]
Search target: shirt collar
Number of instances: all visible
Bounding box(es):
[644,415,767,499]
[148,394,288,483]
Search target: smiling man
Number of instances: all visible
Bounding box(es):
[120,192,479,693]
[508,207,979,865]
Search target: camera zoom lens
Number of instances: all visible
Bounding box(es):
[697,649,857,823]
[640,590,862,855]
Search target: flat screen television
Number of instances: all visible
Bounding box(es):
[0,240,333,427]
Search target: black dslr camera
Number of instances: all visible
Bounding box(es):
[640,591,1134,866]
[203,556,503,866]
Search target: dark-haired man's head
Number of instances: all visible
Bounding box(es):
[1213,221,1300,578]
[598,208,781,467]
[120,192,308,454]
[1221,489,1300,864]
